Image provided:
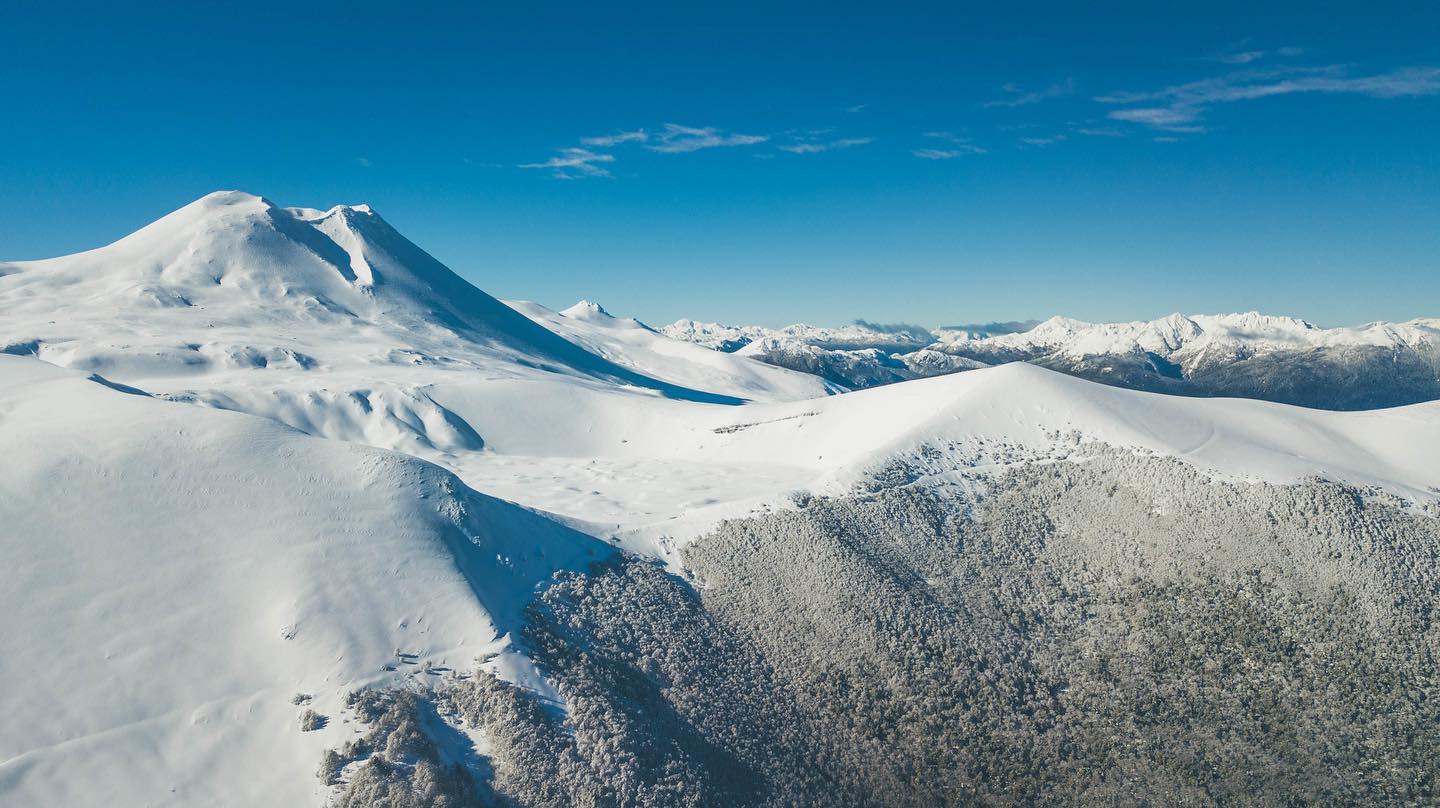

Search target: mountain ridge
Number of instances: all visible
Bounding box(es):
[5,190,1440,806]
[663,310,1440,408]
[0,191,764,410]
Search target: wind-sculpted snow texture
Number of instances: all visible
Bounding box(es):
[665,312,1440,408]
[322,449,1440,806]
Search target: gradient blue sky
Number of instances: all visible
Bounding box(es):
[3,1,1438,327]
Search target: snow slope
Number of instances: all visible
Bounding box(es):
[429,361,1440,560]
[0,190,752,406]
[0,356,610,807]
[694,361,1440,499]
[8,352,1434,805]
[506,299,834,401]
[4,191,1440,806]
[4,192,1435,547]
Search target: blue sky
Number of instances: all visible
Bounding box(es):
[2,1,1438,327]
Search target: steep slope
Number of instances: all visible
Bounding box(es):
[311,364,1440,807]
[691,361,1440,499]
[0,356,611,807]
[439,361,1440,559]
[0,191,745,406]
[506,299,834,402]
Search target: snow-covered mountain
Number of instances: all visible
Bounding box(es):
[506,300,837,401]
[0,191,843,405]
[662,318,934,352]
[665,311,1440,408]
[936,310,1440,364]
[0,192,842,456]
[4,192,1440,806]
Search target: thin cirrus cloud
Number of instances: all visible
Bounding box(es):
[1019,134,1068,147]
[580,130,648,147]
[1099,64,1440,131]
[914,131,986,159]
[1073,125,1126,137]
[984,78,1076,108]
[913,145,987,159]
[1208,50,1265,65]
[517,147,616,179]
[519,123,770,179]
[645,123,769,153]
[778,137,873,154]
[1195,45,1304,65]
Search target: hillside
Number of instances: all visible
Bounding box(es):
[0,356,611,806]
[3,193,1439,806]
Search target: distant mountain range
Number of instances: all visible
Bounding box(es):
[5,191,1439,805]
[663,312,1440,409]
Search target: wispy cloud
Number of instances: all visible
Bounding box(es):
[1193,43,1302,65]
[518,147,616,179]
[984,78,1076,108]
[914,131,986,158]
[1106,107,1206,131]
[1019,134,1068,147]
[778,136,873,154]
[647,123,769,153]
[1190,38,1267,65]
[913,145,986,159]
[1099,65,1440,131]
[923,131,981,143]
[519,122,769,178]
[1208,50,1265,65]
[845,104,867,113]
[1074,125,1126,137]
[580,130,648,147]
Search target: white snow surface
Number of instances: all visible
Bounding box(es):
[934,311,1440,367]
[661,318,932,350]
[506,299,835,401]
[666,310,1440,372]
[0,356,611,807]
[3,191,1440,806]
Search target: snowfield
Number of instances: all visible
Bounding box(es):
[2,191,1439,806]
[0,357,612,805]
